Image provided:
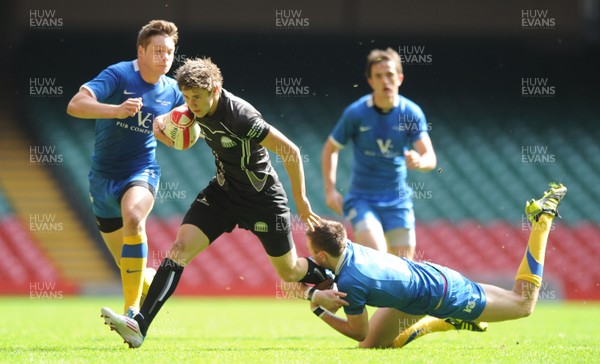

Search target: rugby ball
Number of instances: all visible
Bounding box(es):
[163,105,201,150]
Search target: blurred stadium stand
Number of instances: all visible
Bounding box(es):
[0,111,114,294]
[1,0,599,299]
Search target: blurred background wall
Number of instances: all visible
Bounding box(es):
[1,0,598,299]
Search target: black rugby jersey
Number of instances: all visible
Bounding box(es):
[195,89,279,194]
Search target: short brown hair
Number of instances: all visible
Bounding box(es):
[306,220,347,257]
[175,57,223,91]
[365,47,403,78]
[137,20,178,50]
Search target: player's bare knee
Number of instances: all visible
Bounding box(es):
[121,212,145,232]
[515,298,536,318]
[167,240,189,266]
[520,289,539,317]
[521,301,536,318]
[515,307,533,319]
[168,239,185,254]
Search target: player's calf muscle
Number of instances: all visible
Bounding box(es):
[270,257,304,282]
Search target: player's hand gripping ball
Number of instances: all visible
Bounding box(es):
[163,105,201,150]
[315,268,336,290]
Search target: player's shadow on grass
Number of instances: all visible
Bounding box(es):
[7,345,124,352]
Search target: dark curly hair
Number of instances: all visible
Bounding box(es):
[174,57,223,91]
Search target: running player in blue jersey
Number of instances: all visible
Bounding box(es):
[322,48,487,339]
[66,20,184,316]
[322,47,436,260]
[99,57,345,348]
[305,183,566,348]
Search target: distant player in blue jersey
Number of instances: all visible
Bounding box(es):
[322,47,488,340]
[305,183,566,348]
[66,20,184,316]
[322,47,437,259]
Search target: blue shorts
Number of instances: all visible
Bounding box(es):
[88,166,160,219]
[425,262,487,321]
[343,193,415,232]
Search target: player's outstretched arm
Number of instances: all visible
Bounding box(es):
[321,138,344,216]
[67,88,143,120]
[260,127,321,230]
[310,301,369,342]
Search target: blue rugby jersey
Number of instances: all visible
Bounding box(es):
[82,60,184,179]
[337,241,446,316]
[330,94,428,204]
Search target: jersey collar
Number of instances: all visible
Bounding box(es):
[334,241,350,275]
[368,94,400,114]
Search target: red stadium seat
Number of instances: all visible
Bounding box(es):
[0,216,77,294]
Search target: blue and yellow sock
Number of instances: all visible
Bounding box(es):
[120,234,148,313]
[515,214,553,286]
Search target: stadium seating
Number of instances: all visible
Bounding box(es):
[0,112,113,294]
[35,96,600,224]
[0,148,77,294]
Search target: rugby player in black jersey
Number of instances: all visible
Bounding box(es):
[101,57,347,348]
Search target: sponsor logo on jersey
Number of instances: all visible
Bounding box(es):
[115,111,155,135]
[220,136,237,148]
[376,138,394,155]
[246,170,268,192]
[155,99,172,106]
[137,112,154,128]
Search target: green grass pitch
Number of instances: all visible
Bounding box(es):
[1,297,599,363]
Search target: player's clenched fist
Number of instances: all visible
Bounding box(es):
[115,97,143,119]
[404,149,422,170]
